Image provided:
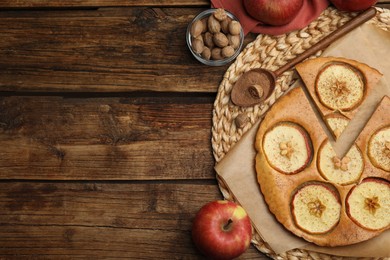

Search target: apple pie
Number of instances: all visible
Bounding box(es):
[255,58,389,246]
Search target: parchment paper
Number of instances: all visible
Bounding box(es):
[215,23,390,257]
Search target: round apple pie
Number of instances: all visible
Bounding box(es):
[255,57,389,247]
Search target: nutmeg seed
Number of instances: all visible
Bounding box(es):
[203,32,215,48]
[190,19,204,38]
[195,34,203,43]
[200,18,208,33]
[208,15,221,34]
[229,20,241,35]
[192,38,204,54]
[211,47,223,60]
[227,34,240,49]
[201,47,211,60]
[235,113,249,128]
[220,17,232,34]
[213,32,229,48]
[213,8,227,21]
[222,46,235,58]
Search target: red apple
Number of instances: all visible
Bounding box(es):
[243,0,304,26]
[192,200,252,260]
[330,0,377,12]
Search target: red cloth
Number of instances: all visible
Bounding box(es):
[211,0,330,35]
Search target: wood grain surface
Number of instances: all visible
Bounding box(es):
[0,182,219,258]
[0,94,215,180]
[0,8,236,93]
[0,0,388,8]
[0,2,266,258]
[0,1,388,259]
[0,0,209,8]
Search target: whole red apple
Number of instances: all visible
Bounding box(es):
[330,0,377,12]
[243,0,304,26]
[191,200,252,260]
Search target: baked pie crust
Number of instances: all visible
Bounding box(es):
[255,58,389,246]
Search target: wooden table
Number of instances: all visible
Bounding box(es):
[0,1,388,259]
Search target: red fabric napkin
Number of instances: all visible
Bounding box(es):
[211,0,330,35]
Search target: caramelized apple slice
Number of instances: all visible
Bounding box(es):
[346,178,390,231]
[316,62,365,112]
[368,126,390,172]
[318,140,363,185]
[262,121,312,174]
[291,182,341,234]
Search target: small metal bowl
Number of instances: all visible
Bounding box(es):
[186,9,244,66]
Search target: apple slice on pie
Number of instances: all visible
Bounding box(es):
[317,140,364,185]
[368,126,390,172]
[325,113,350,139]
[346,177,390,231]
[291,182,341,234]
[262,121,313,175]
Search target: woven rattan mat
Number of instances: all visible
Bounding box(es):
[211,6,390,260]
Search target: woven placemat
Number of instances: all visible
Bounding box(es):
[211,6,390,260]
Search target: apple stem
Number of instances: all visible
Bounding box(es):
[223,219,233,231]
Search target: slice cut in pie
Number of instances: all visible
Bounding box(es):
[296,57,382,137]
[356,95,390,176]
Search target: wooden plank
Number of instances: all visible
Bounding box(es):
[0,181,268,259]
[0,94,217,180]
[0,8,256,93]
[0,0,388,9]
[0,0,209,9]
